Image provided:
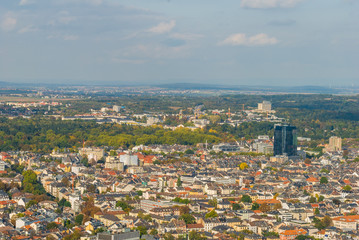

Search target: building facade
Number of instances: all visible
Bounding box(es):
[274,125,297,156]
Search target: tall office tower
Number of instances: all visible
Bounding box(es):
[328,136,342,151]
[273,125,297,156]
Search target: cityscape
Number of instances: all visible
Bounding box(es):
[1,0,359,240]
[0,88,359,240]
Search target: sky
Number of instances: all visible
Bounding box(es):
[0,0,358,86]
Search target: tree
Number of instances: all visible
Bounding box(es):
[296,235,315,240]
[318,195,324,202]
[61,177,70,187]
[313,216,332,230]
[149,229,158,235]
[333,198,341,206]
[87,184,96,193]
[46,222,58,230]
[58,198,71,208]
[26,200,37,209]
[63,229,82,240]
[232,203,242,210]
[164,233,175,240]
[241,195,252,203]
[116,200,133,212]
[259,203,271,213]
[309,196,316,203]
[343,185,352,191]
[177,176,182,187]
[185,149,195,154]
[205,209,218,218]
[273,203,282,210]
[136,226,147,237]
[179,213,196,224]
[22,170,46,195]
[263,232,279,237]
[304,158,311,164]
[208,198,217,208]
[81,197,101,220]
[189,231,207,240]
[75,214,84,226]
[320,177,328,184]
[239,162,249,170]
[323,215,332,227]
[314,208,320,215]
[251,203,259,210]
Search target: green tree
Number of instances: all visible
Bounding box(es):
[318,195,324,202]
[136,226,147,237]
[309,196,316,203]
[241,195,252,203]
[205,209,218,219]
[26,200,37,209]
[46,222,58,230]
[189,231,207,240]
[343,185,352,191]
[22,170,46,195]
[314,208,320,215]
[179,213,196,224]
[320,177,328,184]
[116,200,133,212]
[75,214,84,226]
[208,198,217,208]
[185,149,195,154]
[251,203,259,210]
[296,235,315,240]
[177,176,182,187]
[323,215,332,228]
[263,232,279,237]
[232,203,242,210]
[149,229,158,235]
[63,229,82,240]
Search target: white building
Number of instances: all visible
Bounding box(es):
[258,101,272,111]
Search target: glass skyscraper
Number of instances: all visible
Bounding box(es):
[273,125,297,156]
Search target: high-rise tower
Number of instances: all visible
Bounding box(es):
[274,125,297,156]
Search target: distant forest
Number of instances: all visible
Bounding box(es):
[1,94,359,152]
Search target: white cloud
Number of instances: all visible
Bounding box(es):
[58,16,77,24]
[148,20,176,34]
[220,33,278,46]
[86,0,103,6]
[18,25,38,34]
[1,14,17,31]
[240,0,304,9]
[55,0,103,6]
[19,0,29,6]
[63,35,79,41]
[170,33,203,41]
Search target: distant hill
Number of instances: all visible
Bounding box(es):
[154,83,342,94]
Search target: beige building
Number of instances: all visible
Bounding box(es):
[327,136,342,152]
[105,156,124,171]
[258,101,272,111]
[79,147,105,161]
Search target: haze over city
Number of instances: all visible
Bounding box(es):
[0,0,358,86]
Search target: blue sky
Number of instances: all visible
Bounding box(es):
[0,0,358,86]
